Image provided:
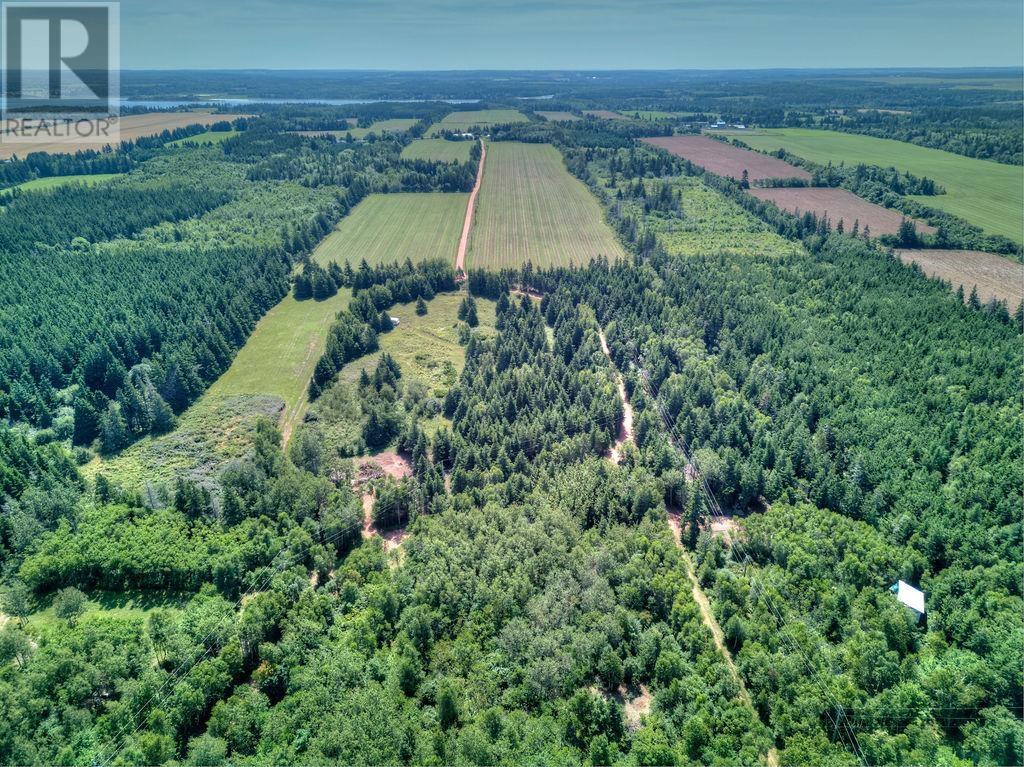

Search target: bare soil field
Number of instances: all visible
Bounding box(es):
[895,249,1023,310]
[749,187,937,237]
[642,136,811,182]
[0,111,239,158]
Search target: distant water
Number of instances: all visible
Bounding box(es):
[115,97,481,108]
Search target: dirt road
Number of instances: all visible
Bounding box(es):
[456,139,486,275]
[598,329,634,463]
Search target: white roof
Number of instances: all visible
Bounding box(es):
[894,581,925,614]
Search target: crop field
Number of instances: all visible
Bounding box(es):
[535,111,580,121]
[6,173,123,193]
[731,128,1024,243]
[165,130,238,146]
[643,135,812,182]
[401,138,474,163]
[427,109,528,136]
[467,141,627,269]
[895,249,1023,310]
[749,187,937,237]
[91,289,350,490]
[313,193,468,268]
[0,110,239,158]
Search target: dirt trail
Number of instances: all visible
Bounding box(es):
[455,139,486,275]
[598,329,634,463]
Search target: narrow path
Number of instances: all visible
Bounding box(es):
[597,329,634,463]
[602,329,777,766]
[455,138,486,276]
[666,513,749,702]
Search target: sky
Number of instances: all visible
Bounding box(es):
[121,0,1024,70]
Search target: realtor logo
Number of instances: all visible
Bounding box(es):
[2,2,120,143]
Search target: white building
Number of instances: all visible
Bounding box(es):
[891,580,925,619]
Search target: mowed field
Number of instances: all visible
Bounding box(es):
[731,128,1024,244]
[467,141,627,269]
[313,193,468,268]
[401,138,474,163]
[428,109,528,136]
[643,136,812,182]
[0,111,238,158]
[90,289,350,490]
[749,187,937,237]
[895,249,1023,311]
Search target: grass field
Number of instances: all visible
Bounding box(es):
[427,109,528,136]
[401,138,474,163]
[7,173,123,192]
[304,291,497,451]
[336,292,497,396]
[90,290,350,490]
[346,118,418,139]
[297,119,418,140]
[166,130,239,146]
[724,128,1024,244]
[23,590,190,635]
[467,142,626,269]
[313,193,468,268]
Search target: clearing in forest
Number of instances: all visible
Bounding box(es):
[401,138,474,163]
[165,130,239,146]
[0,110,240,158]
[90,289,350,491]
[642,135,811,182]
[895,249,1023,310]
[467,141,627,269]
[6,173,123,193]
[334,292,496,399]
[749,187,937,238]
[583,109,627,120]
[602,174,801,259]
[427,109,528,136]
[535,111,580,122]
[293,119,418,140]
[313,193,468,268]
[730,128,1024,244]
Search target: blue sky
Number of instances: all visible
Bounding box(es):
[122,0,1023,69]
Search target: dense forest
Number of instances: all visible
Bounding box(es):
[0,95,1019,767]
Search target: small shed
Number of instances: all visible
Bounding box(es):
[891,580,925,619]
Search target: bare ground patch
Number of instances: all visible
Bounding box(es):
[895,249,1023,310]
[749,186,937,237]
[642,135,811,182]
